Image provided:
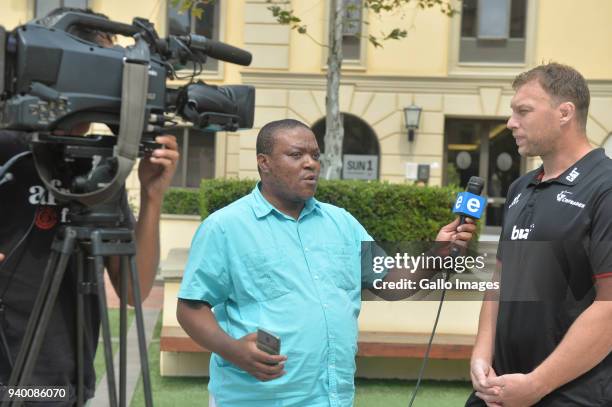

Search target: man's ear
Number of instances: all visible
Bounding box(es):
[558,102,576,126]
[257,153,270,174]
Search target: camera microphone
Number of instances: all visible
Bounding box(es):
[181,35,252,66]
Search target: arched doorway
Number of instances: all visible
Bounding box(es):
[311,113,380,180]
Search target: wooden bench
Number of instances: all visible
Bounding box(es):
[160,327,474,360]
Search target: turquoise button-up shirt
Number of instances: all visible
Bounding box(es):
[178,184,372,407]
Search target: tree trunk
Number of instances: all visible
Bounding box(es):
[322,0,344,180]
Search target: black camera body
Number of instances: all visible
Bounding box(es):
[0,12,254,133]
[0,12,254,204]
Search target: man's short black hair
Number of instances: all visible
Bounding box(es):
[256,119,311,155]
[37,7,115,45]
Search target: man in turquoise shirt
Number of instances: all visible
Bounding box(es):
[177,119,476,407]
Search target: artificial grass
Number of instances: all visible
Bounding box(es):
[130,312,209,406]
[355,378,472,406]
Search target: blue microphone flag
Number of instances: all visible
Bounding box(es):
[453,191,486,219]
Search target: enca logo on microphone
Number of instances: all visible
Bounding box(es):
[453,192,486,219]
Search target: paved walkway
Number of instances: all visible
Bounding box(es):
[89,274,163,406]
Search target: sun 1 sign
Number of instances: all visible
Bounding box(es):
[342,155,378,180]
[453,191,486,220]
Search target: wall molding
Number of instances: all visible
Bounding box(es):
[241,71,612,96]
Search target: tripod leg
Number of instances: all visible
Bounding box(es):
[76,251,85,407]
[93,254,118,407]
[9,229,77,407]
[6,249,60,392]
[119,256,128,407]
[128,255,153,407]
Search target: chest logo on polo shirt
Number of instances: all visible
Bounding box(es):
[566,168,580,182]
[511,224,534,240]
[556,190,586,209]
[508,193,521,209]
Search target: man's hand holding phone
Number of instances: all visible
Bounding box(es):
[230,330,287,382]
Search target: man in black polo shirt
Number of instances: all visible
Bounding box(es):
[466,63,612,407]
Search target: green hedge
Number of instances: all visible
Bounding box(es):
[162,188,200,216]
[194,179,464,242]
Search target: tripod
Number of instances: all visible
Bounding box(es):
[4,204,153,407]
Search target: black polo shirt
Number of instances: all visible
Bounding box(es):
[494,148,612,406]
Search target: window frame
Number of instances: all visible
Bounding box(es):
[34,0,89,18]
[165,0,226,80]
[322,0,369,71]
[170,126,218,188]
[448,0,537,77]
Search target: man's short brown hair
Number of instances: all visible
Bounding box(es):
[513,62,590,130]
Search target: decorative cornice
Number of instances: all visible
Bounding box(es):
[240,70,612,96]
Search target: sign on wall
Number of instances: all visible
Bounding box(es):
[342,155,378,180]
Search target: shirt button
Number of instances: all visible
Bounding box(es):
[330,364,335,368]
[323,303,329,308]
[314,275,319,280]
[305,247,309,252]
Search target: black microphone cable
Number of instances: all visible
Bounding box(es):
[407,270,450,407]
[408,176,484,406]
[0,150,36,369]
[0,151,31,187]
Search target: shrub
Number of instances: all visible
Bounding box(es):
[162,188,200,216]
[197,179,465,241]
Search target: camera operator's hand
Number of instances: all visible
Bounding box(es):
[138,135,179,202]
[229,333,287,382]
[0,253,4,262]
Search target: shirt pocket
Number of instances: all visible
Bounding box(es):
[325,243,358,291]
[241,248,292,301]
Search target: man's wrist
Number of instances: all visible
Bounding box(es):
[527,368,554,400]
[140,188,163,209]
[470,354,491,366]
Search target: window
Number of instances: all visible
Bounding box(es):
[459,0,527,63]
[35,0,88,18]
[324,0,367,68]
[342,0,363,61]
[167,0,221,72]
[169,128,216,188]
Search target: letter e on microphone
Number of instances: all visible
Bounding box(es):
[453,192,486,219]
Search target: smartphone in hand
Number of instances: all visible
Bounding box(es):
[256,328,280,356]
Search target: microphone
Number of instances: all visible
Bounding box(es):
[450,176,485,257]
[182,35,253,66]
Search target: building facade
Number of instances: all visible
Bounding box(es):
[3,0,611,230]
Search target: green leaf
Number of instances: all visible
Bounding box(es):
[192,7,204,19]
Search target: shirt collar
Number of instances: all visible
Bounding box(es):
[528,148,607,187]
[251,182,320,220]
